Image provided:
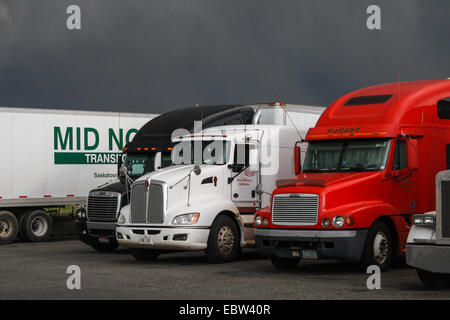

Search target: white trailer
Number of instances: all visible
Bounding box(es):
[0,107,156,244]
[116,103,324,262]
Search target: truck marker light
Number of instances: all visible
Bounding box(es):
[214,176,217,186]
[123,147,127,151]
[137,147,142,151]
[67,194,74,197]
[144,147,149,151]
[43,195,52,198]
[19,196,27,199]
[151,147,156,151]
[167,147,173,151]
[233,193,239,198]
[345,217,354,226]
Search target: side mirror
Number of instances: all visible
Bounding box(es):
[249,149,259,172]
[407,139,419,170]
[193,165,201,175]
[154,151,162,170]
[118,166,127,184]
[255,184,264,196]
[294,145,301,175]
[255,184,272,196]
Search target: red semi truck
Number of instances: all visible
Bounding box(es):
[254,79,450,271]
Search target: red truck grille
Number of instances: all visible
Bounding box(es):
[272,193,319,226]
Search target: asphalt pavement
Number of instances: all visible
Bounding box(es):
[0,239,449,300]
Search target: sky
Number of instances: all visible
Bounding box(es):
[0,0,448,113]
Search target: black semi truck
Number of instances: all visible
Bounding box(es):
[75,104,256,252]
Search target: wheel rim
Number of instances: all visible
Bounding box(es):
[217,225,234,255]
[373,231,389,265]
[0,219,12,238]
[31,217,48,237]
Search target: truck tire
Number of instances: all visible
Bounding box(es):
[19,210,53,242]
[130,248,160,261]
[270,257,301,270]
[360,220,393,272]
[0,211,19,245]
[206,215,241,263]
[417,269,450,289]
[91,243,119,253]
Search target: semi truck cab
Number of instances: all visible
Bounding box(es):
[254,80,450,271]
[116,104,324,262]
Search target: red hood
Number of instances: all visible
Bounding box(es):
[276,171,381,188]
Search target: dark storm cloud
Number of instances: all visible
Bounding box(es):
[0,0,448,113]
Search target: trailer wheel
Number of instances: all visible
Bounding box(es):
[206,215,241,263]
[360,220,393,272]
[417,269,450,289]
[130,249,159,261]
[270,257,301,270]
[0,211,19,245]
[19,210,53,242]
[91,243,119,253]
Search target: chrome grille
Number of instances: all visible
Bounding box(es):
[441,181,450,239]
[272,193,319,226]
[147,183,164,223]
[87,194,119,222]
[130,182,147,223]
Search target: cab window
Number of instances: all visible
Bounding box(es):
[393,140,407,170]
[233,144,250,166]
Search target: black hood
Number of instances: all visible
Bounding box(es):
[91,180,125,194]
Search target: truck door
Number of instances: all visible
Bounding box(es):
[230,143,259,244]
[390,138,418,214]
[230,143,259,206]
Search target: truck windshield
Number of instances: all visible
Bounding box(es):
[122,152,173,176]
[171,141,231,165]
[122,153,155,176]
[303,139,391,173]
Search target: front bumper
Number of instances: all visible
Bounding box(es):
[406,243,450,274]
[75,220,117,246]
[255,228,368,262]
[116,225,210,251]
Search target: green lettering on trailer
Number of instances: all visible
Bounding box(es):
[54,152,120,164]
[84,128,99,150]
[109,128,123,150]
[54,127,73,150]
[126,129,139,142]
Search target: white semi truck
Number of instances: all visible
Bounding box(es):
[0,107,155,244]
[116,103,324,262]
[406,170,450,288]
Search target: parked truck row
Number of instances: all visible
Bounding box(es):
[1,79,450,289]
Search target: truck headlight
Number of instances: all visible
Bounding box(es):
[172,213,200,225]
[254,215,262,225]
[118,214,126,224]
[332,216,345,228]
[413,214,435,226]
[76,207,86,220]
